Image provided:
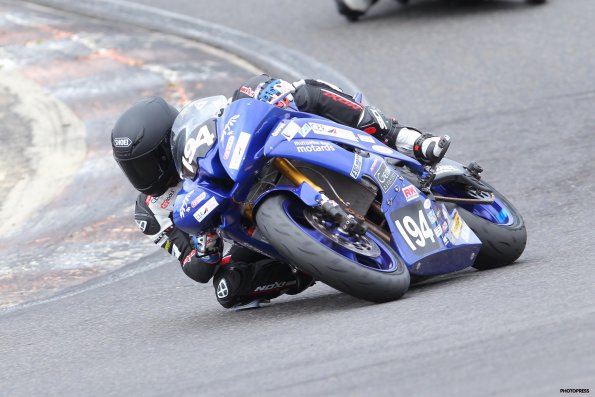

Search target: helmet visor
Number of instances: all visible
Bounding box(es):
[115,143,170,192]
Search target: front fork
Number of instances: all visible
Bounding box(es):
[270,158,391,241]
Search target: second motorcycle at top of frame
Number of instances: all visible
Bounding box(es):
[171,95,527,303]
[335,0,547,22]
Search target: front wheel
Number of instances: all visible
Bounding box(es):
[443,182,527,270]
[255,194,410,303]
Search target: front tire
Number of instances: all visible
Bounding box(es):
[255,194,410,303]
[453,183,527,270]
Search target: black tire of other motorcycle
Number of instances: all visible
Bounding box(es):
[255,194,410,303]
[454,183,527,270]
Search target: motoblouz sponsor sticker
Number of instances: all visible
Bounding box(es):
[194,196,219,222]
[293,140,336,153]
[350,153,363,178]
[374,161,398,193]
[390,201,441,255]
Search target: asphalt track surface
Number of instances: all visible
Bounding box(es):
[1,0,594,396]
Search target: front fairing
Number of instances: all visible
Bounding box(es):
[260,116,481,276]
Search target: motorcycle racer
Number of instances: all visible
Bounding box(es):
[111,74,450,310]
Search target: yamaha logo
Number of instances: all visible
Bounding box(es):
[113,137,132,147]
[216,279,229,298]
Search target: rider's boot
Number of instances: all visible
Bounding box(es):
[212,260,314,310]
[394,127,451,166]
[335,0,378,21]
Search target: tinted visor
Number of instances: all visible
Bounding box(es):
[116,143,171,192]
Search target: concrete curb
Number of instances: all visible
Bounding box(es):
[27,0,362,95]
[0,72,86,237]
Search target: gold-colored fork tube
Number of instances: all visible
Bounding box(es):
[272,158,323,192]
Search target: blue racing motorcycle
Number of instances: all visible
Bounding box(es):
[171,95,526,303]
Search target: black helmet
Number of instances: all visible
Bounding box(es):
[111,96,180,196]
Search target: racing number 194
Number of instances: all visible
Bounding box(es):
[182,125,216,172]
[394,209,435,251]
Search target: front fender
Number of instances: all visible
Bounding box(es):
[253,182,321,215]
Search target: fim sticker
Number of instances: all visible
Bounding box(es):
[194,196,219,222]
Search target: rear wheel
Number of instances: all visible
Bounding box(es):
[255,194,410,302]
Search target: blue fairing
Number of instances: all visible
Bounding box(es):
[173,97,482,276]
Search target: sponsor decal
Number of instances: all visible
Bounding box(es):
[191,191,207,208]
[179,190,194,219]
[310,122,358,142]
[271,121,286,137]
[145,196,153,205]
[441,221,449,234]
[423,199,431,210]
[372,144,393,155]
[254,280,296,293]
[182,249,196,266]
[374,161,398,193]
[113,137,131,147]
[293,140,336,153]
[282,121,300,141]
[299,123,311,138]
[222,114,240,137]
[434,224,443,238]
[160,189,176,209]
[223,135,235,160]
[194,196,219,222]
[451,210,463,239]
[461,222,471,242]
[369,107,387,129]
[239,85,255,97]
[135,220,147,232]
[370,158,380,173]
[216,278,229,298]
[350,153,363,179]
[402,185,419,201]
[427,209,437,225]
[390,201,440,255]
[229,132,251,170]
[321,89,362,110]
[358,134,375,143]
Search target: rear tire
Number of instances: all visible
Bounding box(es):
[255,194,410,303]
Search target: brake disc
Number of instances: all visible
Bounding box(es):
[304,209,381,257]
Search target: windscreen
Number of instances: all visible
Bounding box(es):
[171,96,228,179]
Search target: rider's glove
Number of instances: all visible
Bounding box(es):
[192,229,223,264]
[255,79,295,108]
